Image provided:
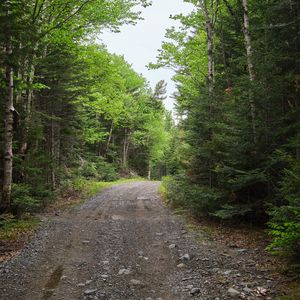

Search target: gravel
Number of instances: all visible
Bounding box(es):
[0,181,282,299]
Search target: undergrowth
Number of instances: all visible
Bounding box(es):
[0,215,39,241]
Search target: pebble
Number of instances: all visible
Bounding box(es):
[82,240,90,244]
[237,249,247,253]
[77,283,85,287]
[177,263,186,268]
[228,287,240,297]
[168,244,176,249]
[84,289,97,295]
[179,254,190,261]
[243,287,252,293]
[190,288,201,295]
[85,280,93,285]
[182,277,193,281]
[130,279,142,285]
[118,268,131,275]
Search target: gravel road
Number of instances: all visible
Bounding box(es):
[0,181,282,299]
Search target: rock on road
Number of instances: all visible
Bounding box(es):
[0,181,281,299]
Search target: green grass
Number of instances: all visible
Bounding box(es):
[0,217,40,241]
[82,177,146,198]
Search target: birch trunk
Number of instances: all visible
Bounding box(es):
[242,0,257,143]
[105,121,114,155]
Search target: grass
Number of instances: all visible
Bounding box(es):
[0,216,40,241]
[83,177,145,198]
[50,177,146,211]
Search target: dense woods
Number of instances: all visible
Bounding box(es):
[0,0,299,265]
[0,0,169,215]
[152,0,299,261]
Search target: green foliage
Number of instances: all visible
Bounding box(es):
[78,157,119,182]
[162,176,223,216]
[213,204,252,220]
[0,216,39,241]
[267,155,300,259]
[11,184,40,215]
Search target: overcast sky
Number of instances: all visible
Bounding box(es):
[98,0,193,111]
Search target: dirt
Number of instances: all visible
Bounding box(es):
[0,181,290,299]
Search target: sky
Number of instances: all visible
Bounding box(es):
[98,0,193,112]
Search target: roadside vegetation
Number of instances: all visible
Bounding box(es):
[151,0,299,269]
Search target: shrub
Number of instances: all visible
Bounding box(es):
[11,183,39,217]
[93,157,119,181]
[267,156,300,259]
[78,157,119,181]
[161,175,223,216]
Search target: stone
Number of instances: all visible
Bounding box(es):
[190,288,201,295]
[168,244,176,249]
[228,288,240,297]
[84,289,97,295]
[130,279,142,286]
[237,249,247,253]
[177,263,186,268]
[82,240,90,244]
[243,287,252,293]
[118,268,131,275]
[77,283,85,287]
[85,280,93,285]
[179,254,190,261]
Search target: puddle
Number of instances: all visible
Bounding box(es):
[42,265,64,299]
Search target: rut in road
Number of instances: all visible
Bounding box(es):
[0,181,281,299]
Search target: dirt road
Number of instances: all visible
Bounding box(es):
[0,181,282,299]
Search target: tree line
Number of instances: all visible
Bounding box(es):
[152,0,299,261]
[0,0,170,216]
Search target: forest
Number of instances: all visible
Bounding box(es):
[0,0,299,266]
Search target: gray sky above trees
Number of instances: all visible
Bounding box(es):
[99,0,193,112]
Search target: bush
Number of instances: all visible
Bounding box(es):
[161,175,224,216]
[78,157,119,181]
[11,183,40,217]
[267,156,300,259]
[93,157,119,181]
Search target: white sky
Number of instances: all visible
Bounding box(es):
[98,0,193,111]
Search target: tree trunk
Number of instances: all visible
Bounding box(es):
[105,121,113,155]
[51,118,56,190]
[122,128,128,170]
[147,162,151,180]
[242,0,257,144]
[2,17,14,211]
